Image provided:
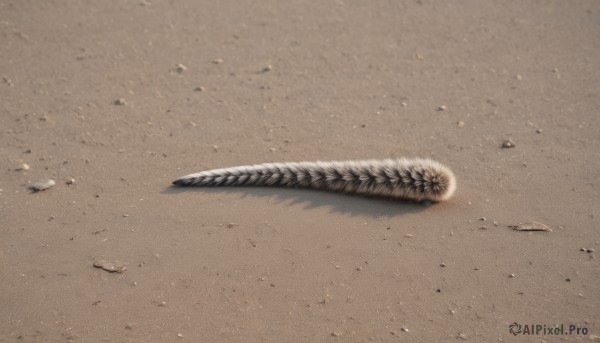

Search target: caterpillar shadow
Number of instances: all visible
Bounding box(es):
[162,185,439,217]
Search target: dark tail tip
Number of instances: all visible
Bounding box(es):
[172,179,184,186]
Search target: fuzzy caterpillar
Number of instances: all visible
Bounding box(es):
[172,158,456,202]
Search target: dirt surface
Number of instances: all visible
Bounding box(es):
[1,1,599,342]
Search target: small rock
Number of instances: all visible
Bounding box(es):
[580,248,586,252]
[93,260,126,273]
[114,98,127,106]
[509,221,551,232]
[509,273,515,278]
[212,58,224,64]
[493,221,499,226]
[261,65,272,73]
[440,263,446,267]
[28,179,55,192]
[501,139,515,148]
[587,249,594,253]
[479,217,486,221]
[437,105,447,111]
[436,288,441,292]
[194,86,205,92]
[3,76,14,87]
[66,178,75,185]
[177,333,184,338]
[16,163,30,171]
[401,327,409,332]
[457,121,465,127]
[516,74,523,80]
[331,332,342,337]
[401,102,408,107]
[536,128,543,134]
[565,278,571,282]
[175,64,187,73]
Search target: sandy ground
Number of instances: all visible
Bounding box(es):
[1,1,599,342]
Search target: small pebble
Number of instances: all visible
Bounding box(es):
[93,260,126,273]
[16,163,30,171]
[440,263,446,267]
[587,249,594,253]
[436,289,441,293]
[437,105,447,111]
[516,74,523,80]
[212,58,224,64]
[194,86,205,92]
[493,221,499,226]
[580,248,586,252]
[28,179,55,192]
[565,278,571,282]
[400,327,409,332]
[501,139,515,148]
[175,64,187,73]
[509,273,515,278]
[509,221,551,232]
[114,98,127,106]
[177,333,184,338]
[331,332,342,337]
[536,128,542,134]
[261,65,272,73]
[457,121,465,128]
[479,217,486,221]
[66,178,75,185]
[401,102,408,107]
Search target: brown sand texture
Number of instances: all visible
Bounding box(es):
[1,1,599,342]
